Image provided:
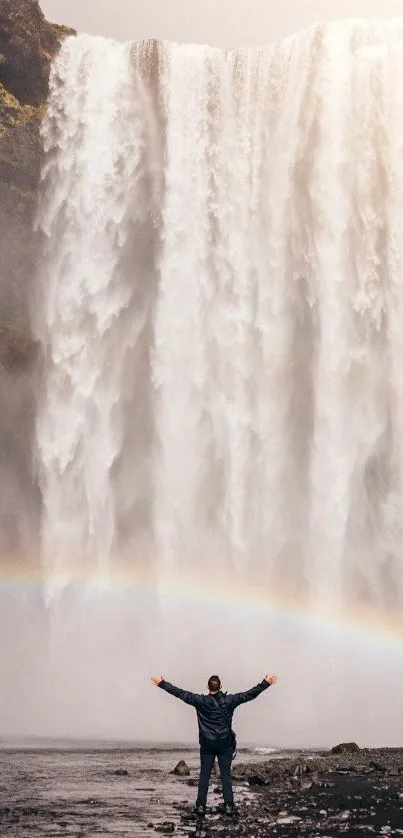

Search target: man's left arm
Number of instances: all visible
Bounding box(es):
[228,674,278,710]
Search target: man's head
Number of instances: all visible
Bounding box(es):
[208,675,221,694]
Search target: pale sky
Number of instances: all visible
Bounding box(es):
[40,0,403,47]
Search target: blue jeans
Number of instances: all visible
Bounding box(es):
[196,746,234,808]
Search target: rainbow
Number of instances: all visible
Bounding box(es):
[1,560,403,656]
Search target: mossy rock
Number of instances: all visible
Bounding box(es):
[0,81,19,109]
[0,0,73,558]
[0,0,75,105]
[0,2,75,359]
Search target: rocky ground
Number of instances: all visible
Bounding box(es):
[0,743,402,837]
[151,747,403,837]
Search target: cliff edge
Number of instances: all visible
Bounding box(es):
[0,0,75,354]
[0,0,74,557]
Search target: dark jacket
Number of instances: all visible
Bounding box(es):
[159,678,271,751]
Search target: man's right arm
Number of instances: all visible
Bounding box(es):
[229,675,278,710]
[151,676,202,707]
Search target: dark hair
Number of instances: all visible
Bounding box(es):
[208,675,221,693]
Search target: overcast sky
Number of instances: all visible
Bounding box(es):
[40,0,403,47]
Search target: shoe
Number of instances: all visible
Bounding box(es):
[194,803,206,819]
[223,803,238,818]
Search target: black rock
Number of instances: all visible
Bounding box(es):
[369,760,388,773]
[247,773,269,786]
[155,822,175,833]
[172,760,190,777]
[305,758,328,773]
[300,780,313,790]
[331,742,360,754]
[114,769,129,776]
[292,761,308,776]
[346,764,371,773]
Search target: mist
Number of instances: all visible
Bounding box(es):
[40,0,403,45]
[2,8,403,749]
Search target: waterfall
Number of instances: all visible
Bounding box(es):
[35,36,162,597]
[31,20,403,744]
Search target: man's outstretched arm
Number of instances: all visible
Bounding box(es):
[151,675,202,707]
[229,674,278,710]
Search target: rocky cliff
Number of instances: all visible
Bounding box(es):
[0,0,74,557]
[0,0,74,337]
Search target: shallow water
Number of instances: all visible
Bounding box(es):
[0,742,293,836]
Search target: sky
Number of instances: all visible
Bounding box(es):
[41,0,403,47]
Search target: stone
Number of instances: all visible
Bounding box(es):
[293,761,308,775]
[300,780,313,790]
[305,758,328,773]
[277,815,302,824]
[247,773,270,786]
[155,823,175,834]
[331,742,360,754]
[114,769,128,776]
[171,760,190,776]
[347,764,372,773]
[369,760,388,773]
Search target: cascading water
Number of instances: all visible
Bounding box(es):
[28,19,403,744]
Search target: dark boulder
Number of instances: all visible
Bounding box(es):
[331,742,360,754]
[291,761,309,776]
[369,759,388,773]
[300,779,314,790]
[286,758,327,777]
[247,773,270,786]
[171,760,190,777]
[305,758,328,773]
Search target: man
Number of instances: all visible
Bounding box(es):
[151,672,278,818]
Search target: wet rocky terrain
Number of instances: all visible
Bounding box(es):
[174,747,403,838]
[0,743,402,837]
